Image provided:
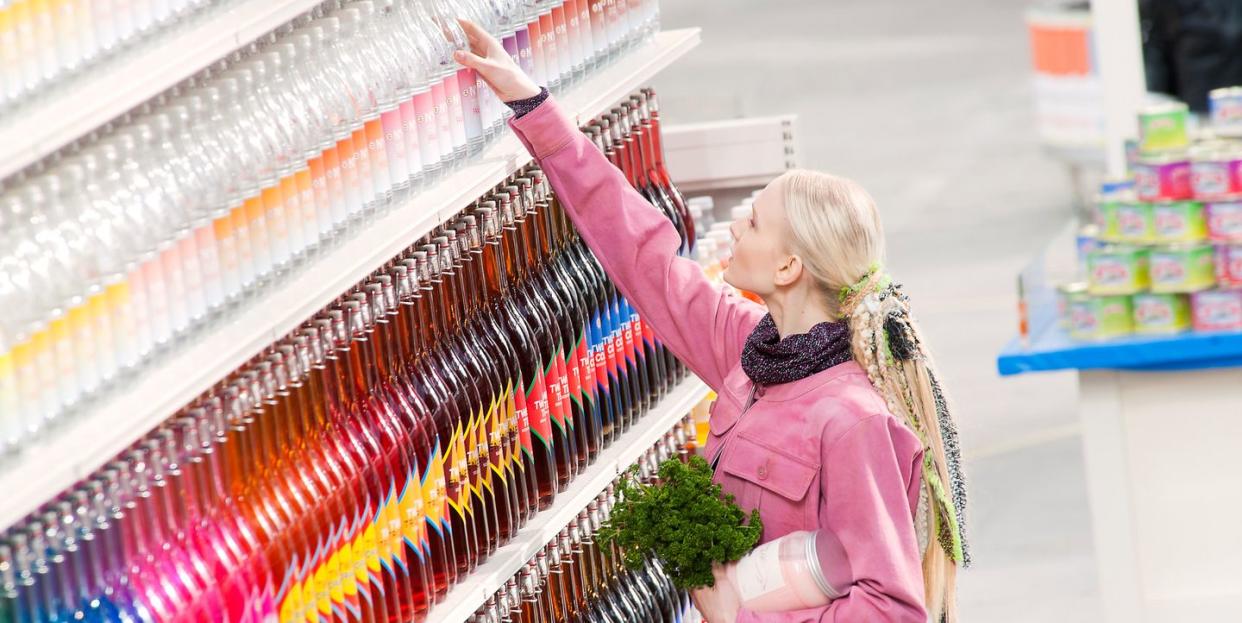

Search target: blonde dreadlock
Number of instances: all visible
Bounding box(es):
[780,170,969,623]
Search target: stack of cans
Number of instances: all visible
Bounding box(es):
[1061,90,1242,340]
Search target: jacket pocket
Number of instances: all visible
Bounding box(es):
[719,435,819,536]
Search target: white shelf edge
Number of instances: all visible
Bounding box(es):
[0,0,326,181]
[428,376,710,623]
[0,27,702,532]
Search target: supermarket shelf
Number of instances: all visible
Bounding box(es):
[0,0,325,181]
[428,375,710,623]
[0,27,702,532]
[997,321,1242,376]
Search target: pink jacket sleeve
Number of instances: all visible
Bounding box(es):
[509,98,764,391]
[737,415,928,623]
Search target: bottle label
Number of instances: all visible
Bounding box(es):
[399,100,423,174]
[413,91,440,162]
[401,461,429,560]
[488,396,507,483]
[545,353,567,432]
[525,368,554,450]
[565,333,584,408]
[445,422,465,517]
[592,313,610,392]
[514,375,535,458]
[380,108,409,185]
[576,328,596,405]
[457,67,483,142]
[444,72,468,146]
[261,184,290,265]
[623,311,638,366]
[364,118,391,196]
[422,438,447,536]
[555,353,573,430]
[243,195,273,277]
[640,313,656,348]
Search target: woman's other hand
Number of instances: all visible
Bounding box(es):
[690,563,742,623]
[453,18,541,103]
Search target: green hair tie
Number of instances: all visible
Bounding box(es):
[838,262,888,304]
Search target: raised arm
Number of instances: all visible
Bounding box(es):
[510,97,763,390]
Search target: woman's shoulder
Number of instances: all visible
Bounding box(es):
[765,360,914,450]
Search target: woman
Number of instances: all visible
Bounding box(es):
[454,19,970,623]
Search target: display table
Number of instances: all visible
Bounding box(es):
[999,325,1242,621]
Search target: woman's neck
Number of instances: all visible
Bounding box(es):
[766,286,838,337]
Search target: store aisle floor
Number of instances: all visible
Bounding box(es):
[652,0,1103,618]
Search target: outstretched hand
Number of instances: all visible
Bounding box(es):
[453,18,542,103]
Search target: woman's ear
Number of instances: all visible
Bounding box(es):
[773,254,802,288]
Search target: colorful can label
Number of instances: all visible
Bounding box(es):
[1087,246,1150,295]
[1151,200,1208,243]
[1206,200,1242,242]
[1135,157,1193,201]
[1150,244,1217,293]
[1209,87,1242,136]
[1057,282,1089,330]
[1132,293,1191,335]
[1138,103,1190,153]
[1192,289,1242,331]
[1116,202,1156,243]
[1192,158,1232,198]
[1215,244,1242,288]
[1070,294,1134,341]
[1095,198,1124,242]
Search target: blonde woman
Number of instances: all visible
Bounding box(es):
[455,19,970,623]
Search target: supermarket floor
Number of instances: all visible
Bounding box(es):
[652,0,1103,619]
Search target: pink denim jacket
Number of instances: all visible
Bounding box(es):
[511,98,928,622]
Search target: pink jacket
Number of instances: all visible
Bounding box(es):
[511,98,928,622]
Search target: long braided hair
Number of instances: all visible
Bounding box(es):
[780,170,970,622]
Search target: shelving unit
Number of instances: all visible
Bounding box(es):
[428,376,710,623]
[0,0,327,181]
[0,27,702,533]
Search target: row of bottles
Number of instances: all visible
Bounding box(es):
[0,0,663,455]
[0,144,698,622]
[467,421,705,623]
[0,0,216,112]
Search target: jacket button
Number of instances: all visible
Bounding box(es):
[757,464,768,480]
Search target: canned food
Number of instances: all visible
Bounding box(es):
[1209,87,1242,137]
[1151,200,1207,243]
[1189,140,1242,199]
[1139,102,1191,153]
[1133,293,1191,335]
[1215,244,1242,288]
[1135,152,1193,201]
[1094,196,1124,241]
[1056,282,1089,330]
[1206,200,1242,242]
[1070,294,1134,341]
[1076,227,1102,277]
[1115,202,1155,243]
[1088,246,1150,295]
[1150,243,1216,293]
[1192,289,1242,331]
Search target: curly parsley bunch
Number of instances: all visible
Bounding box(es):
[599,455,763,590]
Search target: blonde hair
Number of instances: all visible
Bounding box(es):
[779,169,969,622]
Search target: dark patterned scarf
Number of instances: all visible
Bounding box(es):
[740,313,852,386]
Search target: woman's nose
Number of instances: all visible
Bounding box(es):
[729,218,743,240]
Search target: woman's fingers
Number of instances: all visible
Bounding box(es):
[456,18,493,57]
[453,49,487,71]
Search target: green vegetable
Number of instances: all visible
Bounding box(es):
[599,455,763,590]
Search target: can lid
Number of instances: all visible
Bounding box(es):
[1137,150,1189,165]
[1057,282,1089,294]
[1151,241,1213,252]
[1209,86,1242,99]
[1140,101,1190,116]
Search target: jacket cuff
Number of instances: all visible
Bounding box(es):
[508,96,578,160]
